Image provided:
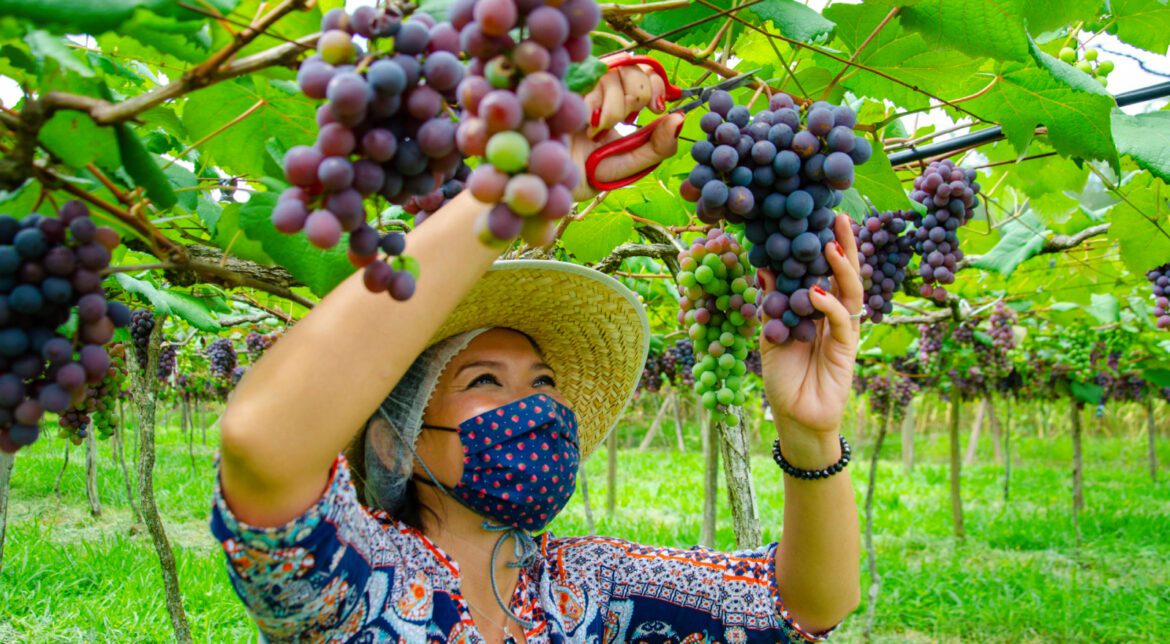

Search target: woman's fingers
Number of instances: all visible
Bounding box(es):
[586,64,667,135]
[827,215,863,318]
[810,285,855,345]
[592,72,627,136]
[590,112,684,184]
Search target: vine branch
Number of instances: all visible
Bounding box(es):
[593,242,680,274]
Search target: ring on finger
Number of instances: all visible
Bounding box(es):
[849,311,864,320]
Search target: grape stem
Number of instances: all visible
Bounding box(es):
[184,0,311,79]
[820,6,901,101]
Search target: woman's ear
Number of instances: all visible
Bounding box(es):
[365,415,412,476]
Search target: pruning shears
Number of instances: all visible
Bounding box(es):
[585,54,760,192]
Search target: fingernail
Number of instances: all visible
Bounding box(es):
[590,108,601,127]
[812,285,827,296]
[831,240,845,257]
[655,96,666,111]
[674,121,684,137]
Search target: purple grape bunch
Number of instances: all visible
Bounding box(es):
[908,159,981,303]
[985,301,1016,377]
[157,342,176,383]
[662,338,695,386]
[206,338,238,380]
[1147,263,1169,330]
[231,366,247,387]
[680,92,872,341]
[282,7,471,301]
[0,201,128,453]
[917,322,944,372]
[452,0,597,246]
[130,308,154,371]
[851,210,914,323]
[866,374,918,422]
[245,330,279,362]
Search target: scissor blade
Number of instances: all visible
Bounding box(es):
[673,69,761,114]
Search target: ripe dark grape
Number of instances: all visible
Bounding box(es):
[245,330,280,362]
[206,338,238,380]
[909,159,981,303]
[130,309,154,371]
[850,210,914,323]
[1147,263,1170,330]
[0,201,125,452]
[675,229,760,425]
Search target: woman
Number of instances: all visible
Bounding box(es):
[214,65,862,643]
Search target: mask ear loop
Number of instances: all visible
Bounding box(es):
[375,406,539,631]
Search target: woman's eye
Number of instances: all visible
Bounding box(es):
[535,375,557,388]
[469,374,501,387]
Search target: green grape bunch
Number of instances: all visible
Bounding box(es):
[1058,46,1114,87]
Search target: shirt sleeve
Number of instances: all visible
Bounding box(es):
[210,453,402,640]
[544,535,837,642]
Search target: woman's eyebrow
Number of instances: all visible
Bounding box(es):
[453,360,505,377]
[532,362,555,375]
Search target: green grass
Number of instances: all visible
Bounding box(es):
[1,402,1167,643]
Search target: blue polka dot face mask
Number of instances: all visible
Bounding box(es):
[413,394,580,532]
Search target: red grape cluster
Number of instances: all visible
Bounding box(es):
[851,210,913,323]
[0,201,127,452]
[866,374,918,422]
[157,342,176,383]
[205,338,237,380]
[452,0,596,245]
[245,330,279,362]
[1147,264,1169,330]
[908,160,981,303]
[946,366,986,400]
[129,308,154,371]
[662,338,696,387]
[284,7,468,301]
[984,301,1016,377]
[680,92,871,341]
[231,366,247,387]
[917,322,944,372]
[675,229,760,424]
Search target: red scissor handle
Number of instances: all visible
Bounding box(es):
[599,53,684,101]
[585,115,669,191]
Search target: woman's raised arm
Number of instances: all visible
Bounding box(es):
[219,191,501,527]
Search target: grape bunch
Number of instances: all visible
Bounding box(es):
[679,92,871,341]
[866,374,918,423]
[245,330,279,362]
[952,316,979,345]
[984,301,1016,377]
[206,338,237,380]
[284,7,469,301]
[917,322,945,373]
[908,159,981,303]
[675,229,760,424]
[850,210,914,323]
[0,201,128,452]
[1147,264,1169,330]
[58,405,90,443]
[231,366,247,387]
[452,0,596,245]
[1058,46,1114,87]
[157,342,176,384]
[129,308,154,371]
[661,338,695,387]
[946,366,986,400]
[637,348,666,395]
[89,345,125,440]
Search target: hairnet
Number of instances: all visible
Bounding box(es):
[363,328,489,515]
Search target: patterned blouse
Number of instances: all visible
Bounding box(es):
[211,455,836,643]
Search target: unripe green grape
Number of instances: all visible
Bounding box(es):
[689,323,705,340]
[1075,61,1093,74]
[680,256,698,271]
[319,30,356,65]
[717,388,734,405]
[700,371,717,387]
[700,355,717,371]
[695,265,715,284]
[702,391,718,409]
[1059,46,1077,63]
[1084,48,1098,61]
[731,277,747,294]
[1098,60,1114,74]
[718,353,736,371]
[485,132,530,173]
[678,271,697,287]
[729,311,745,326]
[719,331,735,347]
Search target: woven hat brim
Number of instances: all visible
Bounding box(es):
[430,260,649,461]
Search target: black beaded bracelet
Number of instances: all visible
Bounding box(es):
[771,435,851,480]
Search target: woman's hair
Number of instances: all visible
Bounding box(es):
[346,328,545,531]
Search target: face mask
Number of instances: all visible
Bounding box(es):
[413,393,580,532]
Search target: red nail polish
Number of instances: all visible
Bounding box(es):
[674,121,684,137]
[832,240,845,257]
[656,96,666,111]
[812,285,827,296]
[591,108,601,127]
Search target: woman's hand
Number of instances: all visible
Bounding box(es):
[569,62,685,201]
[758,214,862,455]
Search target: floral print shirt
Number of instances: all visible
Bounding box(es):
[211,455,835,643]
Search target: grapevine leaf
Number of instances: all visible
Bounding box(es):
[838,188,868,221]
[113,122,178,209]
[627,191,691,228]
[38,110,119,169]
[1112,0,1170,54]
[1111,110,1170,183]
[565,57,608,95]
[113,273,221,332]
[237,192,354,296]
[1107,172,1170,274]
[213,203,275,266]
[0,0,239,35]
[642,0,739,47]
[1086,293,1121,324]
[851,142,909,212]
[1069,380,1103,405]
[1018,0,1104,33]
[859,323,915,355]
[0,180,41,217]
[161,162,197,212]
[25,30,94,77]
[1143,368,1170,387]
[970,210,1046,276]
[561,210,635,264]
[417,0,458,22]
[898,0,1030,63]
[747,0,835,42]
[966,62,1118,167]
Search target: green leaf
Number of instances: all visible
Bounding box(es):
[25,30,93,77]
[0,0,238,35]
[1027,37,1111,98]
[1018,0,1103,33]
[627,190,691,228]
[38,110,119,169]
[161,163,197,212]
[1111,110,1170,183]
[1107,172,1170,274]
[237,192,353,296]
[899,0,1030,62]
[214,202,275,265]
[966,62,1118,166]
[113,123,177,209]
[851,142,909,212]
[182,78,316,178]
[1086,293,1120,324]
[970,210,1046,276]
[1143,368,1170,387]
[561,210,635,264]
[565,56,608,94]
[1112,0,1170,54]
[0,180,41,217]
[860,323,915,355]
[1070,380,1103,405]
[748,0,835,42]
[643,0,738,47]
[113,273,221,332]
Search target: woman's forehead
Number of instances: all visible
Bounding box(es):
[451,328,543,364]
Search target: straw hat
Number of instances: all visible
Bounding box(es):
[430,260,649,460]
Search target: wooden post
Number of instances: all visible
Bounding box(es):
[605,429,617,517]
[987,397,1003,465]
[902,396,917,473]
[579,467,595,535]
[638,394,672,451]
[949,397,965,540]
[85,429,102,518]
[1003,396,1013,503]
[672,388,686,452]
[0,450,13,575]
[112,422,140,523]
[717,411,762,549]
[700,408,718,549]
[863,399,894,642]
[963,398,986,467]
[129,315,193,644]
[54,442,71,500]
[1148,398,1158,483]
[1070,398,1084,548]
